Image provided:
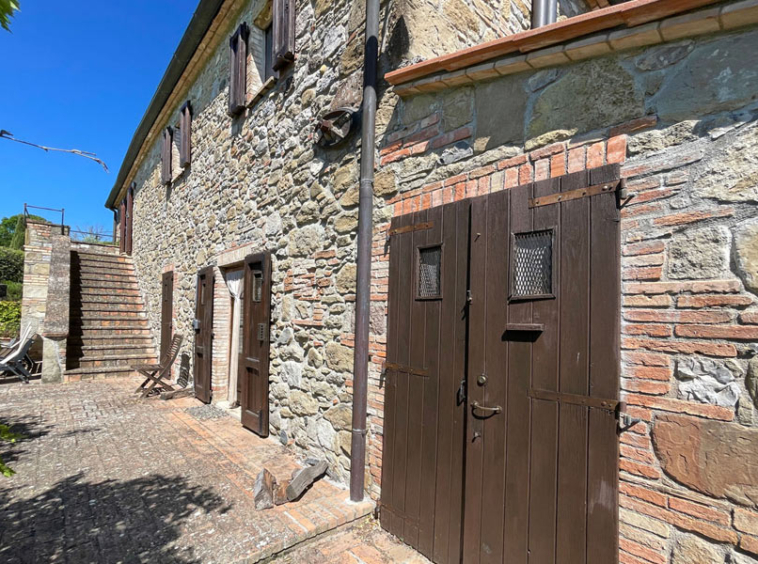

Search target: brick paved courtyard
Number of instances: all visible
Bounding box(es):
[0,378,425,564]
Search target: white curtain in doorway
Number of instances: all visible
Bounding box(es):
[225,270,244,406]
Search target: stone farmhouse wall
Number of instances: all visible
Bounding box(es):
[126,0,543,487]
[380,15,758,564]
[120,0,758,558]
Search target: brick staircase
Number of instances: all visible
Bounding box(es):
[64,249,156,381]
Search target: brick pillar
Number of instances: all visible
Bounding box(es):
[40,234,71,383]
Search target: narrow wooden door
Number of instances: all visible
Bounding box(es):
[381,200,470,564]
[239,252,272,437]
[194,266,214,404]
[382,165,621,564]
[160,271,174,362]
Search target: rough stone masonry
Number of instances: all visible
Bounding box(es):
[105,0,758,562]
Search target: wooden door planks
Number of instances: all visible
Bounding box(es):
[587,165,621,564]
[528,176,562,564]
[556,169,591,564]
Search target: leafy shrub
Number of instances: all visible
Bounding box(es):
[0,248,23,283]
[1,280,21,301]
[0,300,21,337]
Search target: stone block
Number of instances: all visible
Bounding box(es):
[528,58,644,143]
[653,414,758,507]
[676,357,741,407]
[733,219,758,296]
[475,76,528,152]
[671,533,724,564]
[667,226,730,280]
[653,30,758,122]
[696,126,758,203]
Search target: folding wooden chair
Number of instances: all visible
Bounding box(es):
[133,334,183,399]
[0,326,35,384]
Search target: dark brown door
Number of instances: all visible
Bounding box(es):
[239,252,272,437]
[381,200,471,563]
[194,266,214,404]
[160,271,174,362]
[382,165,621,564]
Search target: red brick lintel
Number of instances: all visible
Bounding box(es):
[386,0,756,89]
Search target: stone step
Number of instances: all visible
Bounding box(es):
[72,295,144,305]
[73,252,132,264]
[72,280,140,291]
[71,247,122,259]
[70,326,152,336]
[75,261,135,272]
[78,288,142,298]
[68,334,154,347]
[74,269,136,280]
[74,254,134,265]
[70,320,149,331]
[64,365,140,381]
[68,344,156,358]
[74,303,145,313]
[68,353,156,369]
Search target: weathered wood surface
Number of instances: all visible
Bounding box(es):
[286,460,328,502]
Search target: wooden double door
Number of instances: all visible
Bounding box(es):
[381,166,621,564]
[193,253,272,438]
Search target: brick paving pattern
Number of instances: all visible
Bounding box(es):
[0,378,383,563]
[270,519,431,564]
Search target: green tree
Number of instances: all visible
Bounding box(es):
[0,214,45,249]
[0,0,19,32]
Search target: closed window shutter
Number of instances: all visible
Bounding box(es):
[273,0,295,71]
[228,23,250,116]
[161,127,173,185]
[179,101,192,167]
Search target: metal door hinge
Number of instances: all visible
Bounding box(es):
[616,401,641,433]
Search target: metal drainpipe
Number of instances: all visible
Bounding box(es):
[350,0,380,503]
[532,0,557,28]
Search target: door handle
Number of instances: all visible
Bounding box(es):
[471,400,502,416]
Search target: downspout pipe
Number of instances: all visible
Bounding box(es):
[350,0,380,503]
[532,0,557,28]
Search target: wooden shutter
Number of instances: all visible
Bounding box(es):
[161,127,173,185]
[179,101,192,167]
[125,183,134,255]
[273,0,295,71]
[228,23,249,116]
[118,200,126,254]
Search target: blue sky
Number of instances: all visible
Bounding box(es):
[0,0,198,235]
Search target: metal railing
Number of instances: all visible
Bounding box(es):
[24,203,115,243]
[24,203,65,235]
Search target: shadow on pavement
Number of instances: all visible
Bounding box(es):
[0,472,232,563]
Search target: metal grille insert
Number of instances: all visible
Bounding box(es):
[512,230,553,298]
[418,246,442,298]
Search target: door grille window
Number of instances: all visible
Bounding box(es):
[252,270,263,302]
[418,246,442,299]
[512,229,553,299]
